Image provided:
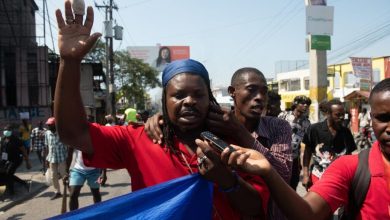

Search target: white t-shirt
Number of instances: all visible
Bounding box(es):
[358,112,371,127]
[72,149,95,171]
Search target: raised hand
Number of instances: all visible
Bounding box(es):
[55,1,101,61]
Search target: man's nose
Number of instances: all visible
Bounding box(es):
[183,96,196,105]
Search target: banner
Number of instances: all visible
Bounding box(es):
[350,57,372,79]
[48,174,212,220]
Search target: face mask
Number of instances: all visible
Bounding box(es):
[3,130,12,137]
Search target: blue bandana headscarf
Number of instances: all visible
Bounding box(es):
[162,59,209,87]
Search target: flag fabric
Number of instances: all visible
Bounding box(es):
[48,174,213,220]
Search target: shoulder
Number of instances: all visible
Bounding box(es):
[262,116,289,125]
[260,116,291,135]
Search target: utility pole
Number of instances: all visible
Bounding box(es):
[305,0,329,122]
[95,0,118,119]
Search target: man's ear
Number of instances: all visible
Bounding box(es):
[228,86,235,97]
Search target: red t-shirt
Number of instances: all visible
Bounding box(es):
[83,123,269,219]
[310,141,390,219]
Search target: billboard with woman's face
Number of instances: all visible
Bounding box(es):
[128,46,190,72]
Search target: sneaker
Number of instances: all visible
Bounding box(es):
[50,192,62,200]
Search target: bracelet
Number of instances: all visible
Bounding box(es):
[219,171,240,193]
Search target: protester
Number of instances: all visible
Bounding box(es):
[319,100,328,121]
[0,125,31,196]
[45,117,68,200]
[66,148,102,211]
[209,77,390,219]
[54,3,268,218]
[278,95,311,190]
[19,118,32,155]
[265,91,282,117]
[358,107,371,132]
[302,99,357,189]
[30,121,47,174]
[145,67,292,220]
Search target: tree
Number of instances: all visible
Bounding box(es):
[114,50,161,110]
[84,39,106,63]
[83,39,161,111]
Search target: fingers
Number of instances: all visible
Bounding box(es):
[64,1,74,24]
[75,14,83,25]
[145,114,164,144]
[84,6,94,30]
[84,33,102,51]
[55,9,65,29]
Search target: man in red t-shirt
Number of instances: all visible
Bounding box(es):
[219,78,390,219]
[53,2,269,219]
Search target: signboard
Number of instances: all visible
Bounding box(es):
[311,35,331,50]
[350,57,372,79]
[128,46,190,72]
[360,79,371,91]
[306,6,334,35]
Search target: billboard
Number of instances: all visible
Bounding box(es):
[350,57,372,79]
[306,5,334,35]
[128,46,190,72]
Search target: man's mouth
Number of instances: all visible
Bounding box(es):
[250,105,263,113]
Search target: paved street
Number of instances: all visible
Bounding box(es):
[0,152,132,220]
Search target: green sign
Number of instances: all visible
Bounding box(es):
[311,35,331,50]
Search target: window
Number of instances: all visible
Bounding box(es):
[304,77,310,90]
[279,80,288,92]
[290,78,301,91]
[27,52,39,105]
[346,72,358,88]
[5,53,16,106]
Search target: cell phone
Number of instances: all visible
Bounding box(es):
[200,131,235,153]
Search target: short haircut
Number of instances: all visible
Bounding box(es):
[267,91,281,104]
[369,78,390,103]
[230,67,266,86]
[326,99,343,113]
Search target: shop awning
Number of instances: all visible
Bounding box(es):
[344,90,370,101]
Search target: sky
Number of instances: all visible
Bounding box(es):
[38,0,390,91]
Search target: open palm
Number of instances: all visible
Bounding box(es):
[56,1,101,60]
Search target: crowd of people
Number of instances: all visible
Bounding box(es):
[1,1,389,219]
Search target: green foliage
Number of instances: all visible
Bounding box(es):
[84,39,106,63]
[114,50,161,110]
[83,39,161,110]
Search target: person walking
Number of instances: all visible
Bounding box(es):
[30,121,47,174]
[45,117,68,200]
[278,95,311,190]
[302,99,357,189]
[66,148,102,210]
[0,125,31,196]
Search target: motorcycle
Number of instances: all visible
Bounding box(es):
[355,126,373,151]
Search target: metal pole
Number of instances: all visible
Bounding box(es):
[109,0,116,119]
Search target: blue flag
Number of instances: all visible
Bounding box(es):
[48,174,213,220]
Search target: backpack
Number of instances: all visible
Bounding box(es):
[339,149,371,220]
